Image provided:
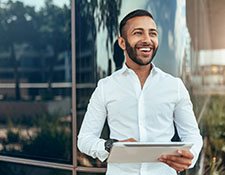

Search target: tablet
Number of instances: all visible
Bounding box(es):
[107,142,193,163]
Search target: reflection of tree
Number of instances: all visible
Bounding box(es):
[113,39,124,70]
[0,0,71,100]
[202,95,225,175]
[75,0,98,85]
[77,0,121,53]
[37,0,71,98]
[22,114,72,163]
[1,113,72,164]
[75,0,122,169]
[0,1,38,100]
[97,0,122,53]
[75,0,122,84]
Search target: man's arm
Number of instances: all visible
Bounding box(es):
[77,80,109,162]
[160,79,203,171]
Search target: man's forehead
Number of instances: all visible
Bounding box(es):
[125,16,157,30]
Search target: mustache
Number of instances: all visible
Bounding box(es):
[135,41,153,48]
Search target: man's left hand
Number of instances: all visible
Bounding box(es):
[159,149,193,172]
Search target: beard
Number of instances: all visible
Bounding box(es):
[125,39,158,66]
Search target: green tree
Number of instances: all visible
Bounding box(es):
[98,0,122,53]
[37,0,71,98]
[202,95,225,174]
[0,0,38,100]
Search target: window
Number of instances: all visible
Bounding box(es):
[1,0,204,175]
[0,0,73,174]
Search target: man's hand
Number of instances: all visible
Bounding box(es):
[119,138,137,142]
[159,149,194,172]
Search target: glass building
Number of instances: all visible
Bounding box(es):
[1,0,224,175]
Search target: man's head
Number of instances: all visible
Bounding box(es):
[118,9,159,66]
[119,9,154,38]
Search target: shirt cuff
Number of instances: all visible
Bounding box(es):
[189,148,198,168]
[96,139,109,162]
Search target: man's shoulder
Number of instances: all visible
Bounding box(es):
[154,66,180,81]
[97,69,122,86]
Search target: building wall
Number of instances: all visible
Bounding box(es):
[0,0,193,174]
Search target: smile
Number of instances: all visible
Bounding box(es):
[138,47,152,52]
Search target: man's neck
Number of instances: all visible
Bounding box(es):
[126,62,152,88]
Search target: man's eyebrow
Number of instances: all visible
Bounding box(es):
[131,28,158,33]
[131,28,144,32]
[149,28,158,33]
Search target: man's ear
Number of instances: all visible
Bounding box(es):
[118,37,126,50]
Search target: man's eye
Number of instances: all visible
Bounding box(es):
[150,32,157,37]
[134,31,142,35]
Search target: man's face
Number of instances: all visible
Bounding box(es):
[121,16,159,66]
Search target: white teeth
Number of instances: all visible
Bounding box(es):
[139,48,151,51]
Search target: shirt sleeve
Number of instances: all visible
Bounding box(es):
[77,80,109,162]
[174,79,203,168]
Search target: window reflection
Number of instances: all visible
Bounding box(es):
[0,0,72,163]
[0,161,72,175]
[75,0,123,168]
[78,173,104,175]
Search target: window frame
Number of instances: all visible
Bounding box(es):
[0,0,106,174]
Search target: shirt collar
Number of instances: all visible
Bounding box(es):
[120,63,158,75]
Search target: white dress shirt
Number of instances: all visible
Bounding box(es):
[78,64,203,175]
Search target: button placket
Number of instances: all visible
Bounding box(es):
[138,92,146,142]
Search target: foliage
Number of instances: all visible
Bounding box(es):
[202,95,225,174]
[1,112,72,164]
[75,0,122,53]
[0,0,71,100]
[22,117,72,163]
[0,0,122,174]
[97,0,122,51]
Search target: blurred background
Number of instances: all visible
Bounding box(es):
[0,0,224,175]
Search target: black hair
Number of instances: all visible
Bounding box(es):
[113,39,124,70]
[119,9,154,37]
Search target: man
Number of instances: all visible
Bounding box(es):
[78,9,203,175]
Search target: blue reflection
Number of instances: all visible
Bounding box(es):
[94,0,188,76]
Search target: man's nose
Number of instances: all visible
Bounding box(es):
[142,33,152,44]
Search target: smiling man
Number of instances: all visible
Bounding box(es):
[119,13,158,67]
[78,9,203,175]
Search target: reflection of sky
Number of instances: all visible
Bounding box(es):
[174,0,187,70]
[96,0,148,73]
[146,0,187,76]
[97,0,188,76]
[118,0,147,22]
[1,0,69,10]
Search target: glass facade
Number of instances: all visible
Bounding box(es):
[0,0,195,174]
[1,0,224,175]
[0,161,72,175]
[0,0,72,165]
[77,173,104,175]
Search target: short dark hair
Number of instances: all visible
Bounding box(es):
[119,9,154,37]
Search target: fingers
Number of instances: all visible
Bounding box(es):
[177,149,194,159]
[159,155,191,171]
[164,155,192,166]
[159,149,194,172]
